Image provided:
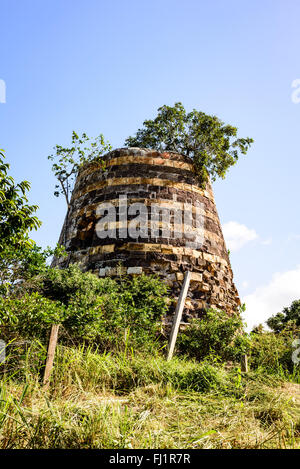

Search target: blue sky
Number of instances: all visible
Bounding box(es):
[1,0,300,328]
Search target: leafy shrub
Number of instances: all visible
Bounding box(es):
[0,292,64,341]
[1,264,169,351]
[176,308,250,362]
[249,324,300,377]
[23,262,113,304]
[0,243,66,296]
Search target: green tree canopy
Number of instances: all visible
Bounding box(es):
[0,243,66,296]
[0,149,65,295]
[125,102,253,184]
[267,300,300,332]
[0,149,41,253]
[48,131,112,207]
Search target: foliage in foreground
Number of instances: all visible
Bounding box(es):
[176,308,250,362]
[1,261,299,381]
[0,265,169,350]
[0,343,299,449]
[0,260,299,450]
[250,324,300,378]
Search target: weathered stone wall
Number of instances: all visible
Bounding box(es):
[54,148,240,321]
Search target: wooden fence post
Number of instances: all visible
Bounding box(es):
[43,324,60,389]
[167,271,191,361]
[241,354,248,373]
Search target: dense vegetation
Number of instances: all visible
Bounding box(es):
[0,265,169,350]
[0,145,299,449]
[0,256,299,449]
[0,341,299,449]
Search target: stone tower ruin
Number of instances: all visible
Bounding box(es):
[54,148,240,321]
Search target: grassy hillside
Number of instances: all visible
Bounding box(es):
[1,266,299,449]
[0,344,299,449]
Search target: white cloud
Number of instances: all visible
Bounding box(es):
[288,234,300,242]
[222,221,258,252]
[261,237,272,246]
[243,265,300,331]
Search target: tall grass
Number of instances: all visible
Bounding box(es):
[0,342,299,449]
[50,344,231,396]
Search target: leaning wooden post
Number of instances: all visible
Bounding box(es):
[241,354,248,373]
[43,324,60,389]
[167,271,191,361]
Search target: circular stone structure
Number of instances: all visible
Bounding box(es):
[54,148,240,320]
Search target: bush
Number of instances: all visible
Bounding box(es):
[176,308,250,362]
[0,243,66,296]
[0,264,169,351]
[0,292,64,341]
[249,324,300,378]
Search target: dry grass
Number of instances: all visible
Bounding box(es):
[0,345,299,449]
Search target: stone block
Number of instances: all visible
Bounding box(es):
[190,272,203,282]
[127,267,143,275]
